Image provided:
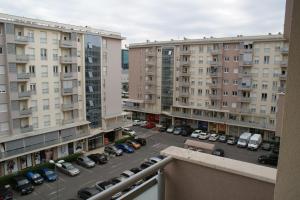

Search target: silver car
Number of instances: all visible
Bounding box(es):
[58,162,80,176]
[76,156,95,168]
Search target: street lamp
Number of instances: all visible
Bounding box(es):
[49,160,64,200]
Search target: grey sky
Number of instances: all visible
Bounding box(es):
[0,0,286,45]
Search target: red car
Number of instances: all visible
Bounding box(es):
[145,122,155,129]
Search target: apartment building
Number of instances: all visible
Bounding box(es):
[0,13,129,176]
[125,34,288,141]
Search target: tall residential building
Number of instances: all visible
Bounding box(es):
[0,13,129,176]
[125,34,288,141]
[121,49,129,93]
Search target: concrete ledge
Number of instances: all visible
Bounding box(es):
[161,146,277,184]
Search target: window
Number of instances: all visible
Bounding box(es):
[102,39,107,48]
[52,33,58,44]
[224,68,229,73]
[41,65,48,77]
[233,80,238,85]
[55,113,61,125]
[233,56,239,61]
[260,105,267,114]
[264,48,271,53]
[198,68,203,74]
[224,45,229,49]
[198,81,202,86]
[54,82,59,93]
[272,94,277,102]
[88,57,93,63]
[223,91,228,96]
[271,106,276,114]
[262,82,268,90]
[30,83,36,93]
[224,57,229,61]
[0,47,3,54]
[89,100,94,107]
[32,117,38,128]
[42,82,49,94]
[31,100,37,112]
[40,48,47,60]
[28,48,35,60]
[223,101,228,107]
[232,91,237,96]
[199,45,204,53]
[78,66,80,72]
[198,89,202,96]
[264,56,270,64]
[223,79,229,85]
[53,65,58,76]
[0,122,9,132]
[0,66,5,74]
[261,93,268,101]
[254,57,259,64]
[63,80,73,89]
[263,68,269,77]
[0,104,8,112]
[87,42,93,49]
[44,115,50,127]
[54,97,60,109]
[40,31,47,43]
[28,30,34,42]
[29,65,35,75]
[88,85,94,92]
[233,68,238,74]
[43,99,49,110]
[0,85,6,93]
[53,49,58,61]
[231,103,237,108]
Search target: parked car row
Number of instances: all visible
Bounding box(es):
[132,120,156,129]
[78,155,165,199]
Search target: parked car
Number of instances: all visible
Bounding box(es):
[104,146,123,156]
[173,127,183,135]
[166,125,175,133]
[58,162,80,176]
[95,181,122,199]
[77,155,96,168]
[149,156,162,163]
[115,143,134,153]
[261,142,271,151]
[180,126,194,137]
[145,122,156,129]
[212,149,225,157]
[139,121,147,127]
[25,171,44,185]
[130,167,142,174]
[198,132,210,140]
[126,140,141,149]
[133,137,147,146]
[40,168,57,182]
[227,136,237,145]
[208,133,219,141]
[122,128,136,136]
[247,134,262,150]
[12,176,34,195]
[191,130,202,138]
[0,185,13,200]
[78,186,100,200]
[218,134,227,143]
[258,153,279,166]
[121,170,135,178]
[159,126,167,132]
[140,161,155,169]
[237,132,252,147]
[88,153,108,164]
[133,120,141,126]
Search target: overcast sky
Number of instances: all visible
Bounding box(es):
[0,0,286,46]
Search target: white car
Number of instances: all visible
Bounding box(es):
[139,121,147,127]
[166,126,175,133]
[133,120,141,126]
[198,132,210,140]
[123,128,136,136]
[191,130,202,138]
[208,133,219,141]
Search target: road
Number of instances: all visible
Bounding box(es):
[14,126,273,200]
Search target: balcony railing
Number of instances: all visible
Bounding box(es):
[238,85,252,91]
[209,60,222,66]
[60,56,77,64]
[145,70,156,76]
[278,86,286,93]
[178,81,190,87]
[60,72,78,80]
[62,87,77,95]
[16,73,31,80]
[59,40,77,48]
[20,125,33,133]
[146,59,156,66]
[62,118,75,124]
[179,49,191,55]
[209,72,222,77]
[180,60,190,66]
[240,48,253,54]
[62,103,78,111]
[144,87,156,94]
[240,60,253,66]
[209,94,221,100]
[18,91,31,98]
[279,74,287,80]
[179,71,191,76]
[208,83,222,88]
[280,47,289,54]
[6,34,29,44]
[211,49,222,55]
[280,60,288,67]
[146,51,156,57]
[238,96,252,103]
[179,91,190,97]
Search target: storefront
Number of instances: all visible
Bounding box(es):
[209,122,217,133]
[88,134,103,151]
[217,124,226,134]
[146,114,160,123]
[198,121,208,131]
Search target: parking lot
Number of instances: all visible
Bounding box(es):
[14,126,274,200]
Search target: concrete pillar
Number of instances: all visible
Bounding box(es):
[274,0,300,199]
[157,169,165,200]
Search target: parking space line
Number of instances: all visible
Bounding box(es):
[75,164,94,174]
[44,182,54,189]
[48,188,65,196]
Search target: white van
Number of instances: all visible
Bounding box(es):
[247,134,262,150]
[237,132,252,147]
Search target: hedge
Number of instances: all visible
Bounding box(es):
[115,135,135,144]
[0,152,82,187]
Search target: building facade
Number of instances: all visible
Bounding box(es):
[125,34,288,141]
[121,49,129,93]
[0,13,130,176]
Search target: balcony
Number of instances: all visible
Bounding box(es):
[178,81,190,87]
[179,70,191,77]
[7,54,29,63]
[62,87,77,95]
[240,60,253,66]
[6,34,29,45]
[280,47,289,54]
[61,103,79,111]
[18,91,31,99]
[238,96,252,103]
[278,86,286,93]
[238,85,252,91]
[180,60,190,66]
[20,125,33,133]
[209,60,222,66]
[211,49,222,55]
[11,73,31,82]
[144,87,156,94]
[11,108,32,119]
[60,56,77,64]
[87,146,275,200]
[280,60,288,67]
[178,101,189,106]
[279,74,287,80]
[240,48,253,54]
[179,49,191,55]
[178,90,189,97]
[62,118,75,125]
[238,72,253,78]
[60,72,78,80]
[145,69,156,76]
[146,51,156,57]
[146,59,156,66]
[145,79,156,85]
[209,94,221,100]
[227,119,275,131]
[209,72,222,77]
[208,83,222,89]
[144,98,156,103]
[59,40,77,48]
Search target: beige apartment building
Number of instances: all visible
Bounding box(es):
[125,34,288,141]
[0,13,129,176]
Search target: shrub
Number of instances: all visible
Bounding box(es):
[115,135,134,144]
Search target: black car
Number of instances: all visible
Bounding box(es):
[212,149,225,157]
[258,153,279,166]
[133,138,147,146]
[159,127,167,132]
[104,146,123,156]
[95,181,122,199]
[0,185,13,200]
[218,135,227,143]
[88,153,108,164]
[180,126,194,137]
[227,136,237,145]
[140,161,155,169]
[261,142,271,151]
[78,186,100,200]
[12,176,34,195]
[130,167,142,174]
